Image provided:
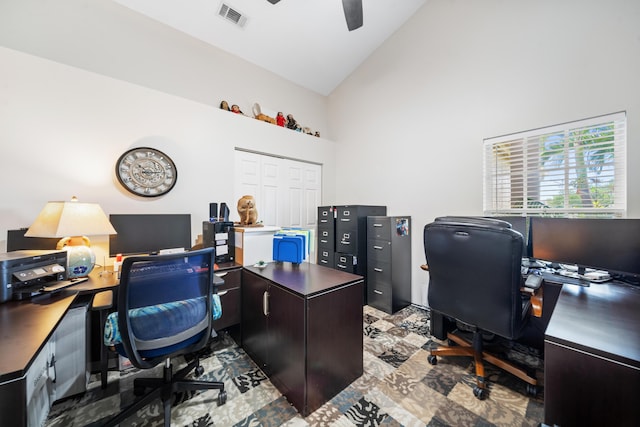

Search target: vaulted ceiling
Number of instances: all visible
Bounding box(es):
[113,0,427,95]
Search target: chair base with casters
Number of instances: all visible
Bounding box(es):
[102,353,226,426]
[428,329,538,400]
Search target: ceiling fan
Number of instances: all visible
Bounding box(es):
[267,0,363,31]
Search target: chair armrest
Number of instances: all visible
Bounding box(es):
[520,285,543,318]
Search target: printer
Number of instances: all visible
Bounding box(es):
[0,250,67,303]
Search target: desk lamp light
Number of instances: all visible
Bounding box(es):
[25,197,117,278]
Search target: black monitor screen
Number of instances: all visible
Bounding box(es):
[109,214,192,256]
[530,217,640,279]
[6,229,59,251]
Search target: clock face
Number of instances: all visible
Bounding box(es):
[116,147,177,197]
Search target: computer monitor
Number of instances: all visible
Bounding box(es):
[6,229,59,251]
[530,217,640,281]
[109,214,192,256]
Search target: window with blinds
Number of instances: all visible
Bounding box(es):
[483,112,626,217]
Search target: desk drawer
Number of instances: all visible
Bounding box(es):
[214,268,241,330]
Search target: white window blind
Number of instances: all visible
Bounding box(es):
[483,112,626,217]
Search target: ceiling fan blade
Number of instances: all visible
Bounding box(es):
[267,0,281,4]
[342,0,363,31]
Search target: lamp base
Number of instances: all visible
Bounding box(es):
[58,237,96,278]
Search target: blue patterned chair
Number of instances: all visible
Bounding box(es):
[101,248,226,426]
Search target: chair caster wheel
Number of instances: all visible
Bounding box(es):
[195,365,204,377]
[134,385,145,396]
[526,384,538,397]
[217,390,227,406]
[473,386,487,400]
[428,355,437,365]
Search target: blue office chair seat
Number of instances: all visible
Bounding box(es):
[104,294,221,357]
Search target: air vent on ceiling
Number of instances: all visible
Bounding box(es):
[218,3,247,28]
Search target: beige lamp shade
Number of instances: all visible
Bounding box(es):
[25,199,116,238]
[25,198,116,278]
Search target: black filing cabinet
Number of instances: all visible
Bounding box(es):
[316,206,336,268]
[366,216,411,313]
[334,205,387,303]
[316,205,387,304]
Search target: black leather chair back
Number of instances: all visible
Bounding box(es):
[424,217,527,339]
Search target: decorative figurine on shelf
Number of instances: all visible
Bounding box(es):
[286,114,301,131]
[231,104,243,114]
[220,100,231,111]
[237,195,259,226]
[252,102,276,124]
[314,131,321,137]
[276,112,286,127]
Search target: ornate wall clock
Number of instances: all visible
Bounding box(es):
[115,147,177,197]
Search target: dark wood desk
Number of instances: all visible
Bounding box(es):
[0,270,118,426]
[242,262,364,416]
[0,271,118,381]
[544,282,640,426]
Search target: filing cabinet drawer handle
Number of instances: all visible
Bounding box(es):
[373,290,383,295]
[215,272,228,278]
[373,223,383,227]
[337,264,347,269]
[217,290,229,296]
[340,218,351,222]
[374,268,383,272]
[373,245,383,250]
[341,241,351,245]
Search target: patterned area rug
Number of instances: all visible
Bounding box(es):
[45,305,544,426]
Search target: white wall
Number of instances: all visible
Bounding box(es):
[0,0,329,137]
[327,0,640,304]
[0,46,337,263]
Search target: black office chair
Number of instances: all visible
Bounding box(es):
[423,216,538,400]
[102,248,226,426]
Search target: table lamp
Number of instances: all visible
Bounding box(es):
[25,197,117,278]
